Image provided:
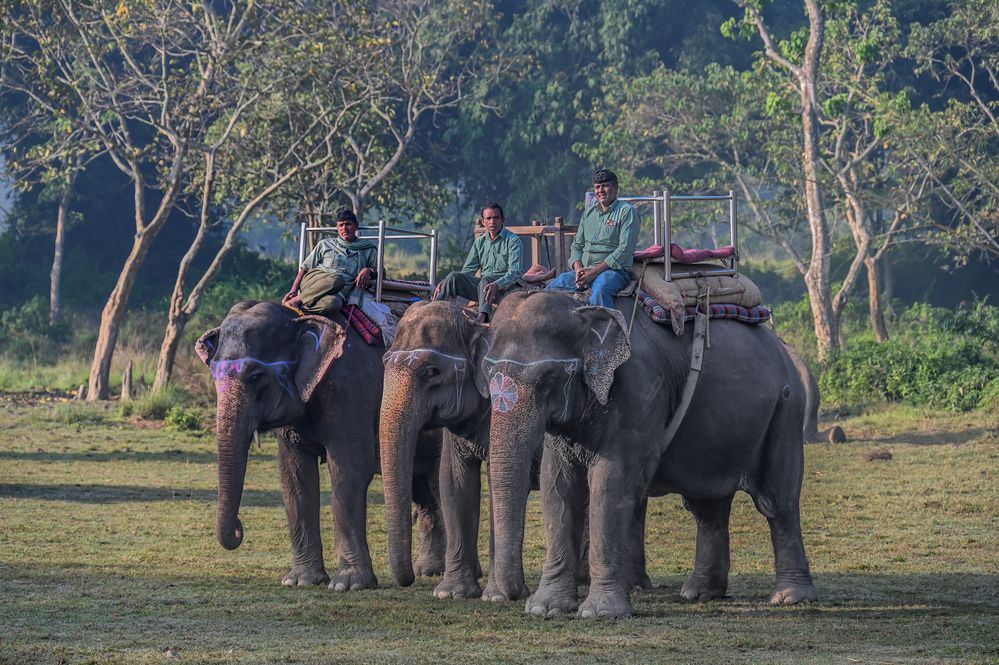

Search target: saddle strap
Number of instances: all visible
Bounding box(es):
[661,306,708,452]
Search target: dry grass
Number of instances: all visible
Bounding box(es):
[0,400,996,664]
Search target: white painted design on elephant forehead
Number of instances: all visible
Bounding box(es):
[483,356,578,367]
[590,321,613,344]
[384,348,467,367]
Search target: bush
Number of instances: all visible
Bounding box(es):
[120,385,189,420]
[820,300,999,412]
[164,405,201,432]
[0,296,70,361]
[43,402,109,425]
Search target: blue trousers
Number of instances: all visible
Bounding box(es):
[545,268,631,308]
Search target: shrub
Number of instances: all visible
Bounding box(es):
[0,296,70,361]
[820,302,999,412]
[164,405,201,432]
[43,403,109,425]
[121,385,189,420]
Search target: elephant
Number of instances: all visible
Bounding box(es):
[196,300,446,590]
[782,341,847,444]
[479,290,817,618]
[379,300,651,602]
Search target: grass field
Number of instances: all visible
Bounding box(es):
[0,398,996,664]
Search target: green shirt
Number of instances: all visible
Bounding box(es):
[462,227,524,290]
[568,199,640,272]
[301,236,378,290]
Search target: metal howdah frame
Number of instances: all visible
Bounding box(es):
[298,221,438,303]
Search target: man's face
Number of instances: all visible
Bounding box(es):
[593,180,618,209]
[482,207,504,237]
[337,218,358,242]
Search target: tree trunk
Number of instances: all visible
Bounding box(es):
[153,313,189,392]
[49,168,78,325]
[865,255,889,341]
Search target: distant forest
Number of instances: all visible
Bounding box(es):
[1,0,996,396]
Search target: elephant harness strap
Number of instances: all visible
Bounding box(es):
[660,279,710,452]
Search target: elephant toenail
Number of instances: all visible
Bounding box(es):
[529,606,546,616]
[547,608,563,617]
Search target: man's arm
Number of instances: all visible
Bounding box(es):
[461,236,483,275]
[283,268,307,304]
[567,216,587,270]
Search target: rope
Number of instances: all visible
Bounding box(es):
[628,261,649,338]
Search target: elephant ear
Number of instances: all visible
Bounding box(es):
[195,327,221,366]
[469,320,493,399]
[293,315,347,403]
[574,305,632,405]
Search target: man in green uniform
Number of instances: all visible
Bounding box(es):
[283,209,377,316]
[546,168,639,308]
[433,202,523,323]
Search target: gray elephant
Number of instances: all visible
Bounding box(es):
[196,301,445,590]
[479,291,817,618]
[379,300,650,602]
[782,341,847,444]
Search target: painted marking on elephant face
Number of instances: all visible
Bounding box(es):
[304,326,327,352]
[210,358,298,397]
[483,356,578,418]
[590,321,614,344]
[489,371,519,413]
[384,348,470,411]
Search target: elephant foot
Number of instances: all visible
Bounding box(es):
[433,573,482,600]
[282,565,330,587]
[526,583,579,617]
[481,578,530,603]
[414,554,446,578]
[632,573,653,592]
[578,587,633,619]
[770,581,817,605]
[680,573,727,601]
[329,565,378,592]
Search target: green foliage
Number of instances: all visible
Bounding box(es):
[0,296,69,361]
[164,405,201,432]
[40,402,109,426]
[820,300,999,411]
[120,385,189,420]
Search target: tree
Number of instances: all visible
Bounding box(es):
[1,0,259,399]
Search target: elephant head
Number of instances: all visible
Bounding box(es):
[196,301,345,551]
[479,292,630,597]
[379,300,490,586]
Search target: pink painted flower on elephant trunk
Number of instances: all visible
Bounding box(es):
[489,371,520,413]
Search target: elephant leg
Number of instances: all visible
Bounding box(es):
[527,449,586,616]
[577,459,642,618]
[767,505,817,605]
[326,449,378,592]
[277,436,329,587]
[412,471,446,578]
[680,495,734,601]
[434,445,484,599]
[630,496,653,591]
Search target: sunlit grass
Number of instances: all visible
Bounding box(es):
[0,400,995,664]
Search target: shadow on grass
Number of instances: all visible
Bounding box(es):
[0,482,283,506]
[859,426,996,446]
[0,449,218,464]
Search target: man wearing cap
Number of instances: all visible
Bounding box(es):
[283,209,378,316]
[546,168,640,308]
[433,202,523,323]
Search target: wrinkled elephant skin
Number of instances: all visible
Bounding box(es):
[483,292,817,618]
[197,301,445,591]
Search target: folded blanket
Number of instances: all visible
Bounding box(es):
[634,243,737,264]
[523,264,556,284]
[343,304,383,345]
[636,288,770,335]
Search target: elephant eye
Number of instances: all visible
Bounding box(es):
[246,369,266,383]
[422,365,441,379]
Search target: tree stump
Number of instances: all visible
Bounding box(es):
[76,384,86,400]
[121,360,134,402]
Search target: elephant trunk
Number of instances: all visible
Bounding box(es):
[487,401,545,599]
[214,384,254,550]
[379,371,424,586]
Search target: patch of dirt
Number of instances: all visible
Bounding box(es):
[0,390,78,405]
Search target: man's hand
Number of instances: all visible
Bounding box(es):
[572,261,585,289]
[355,267,374,290]
[282,290,297,305]
[483,281,498,304]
